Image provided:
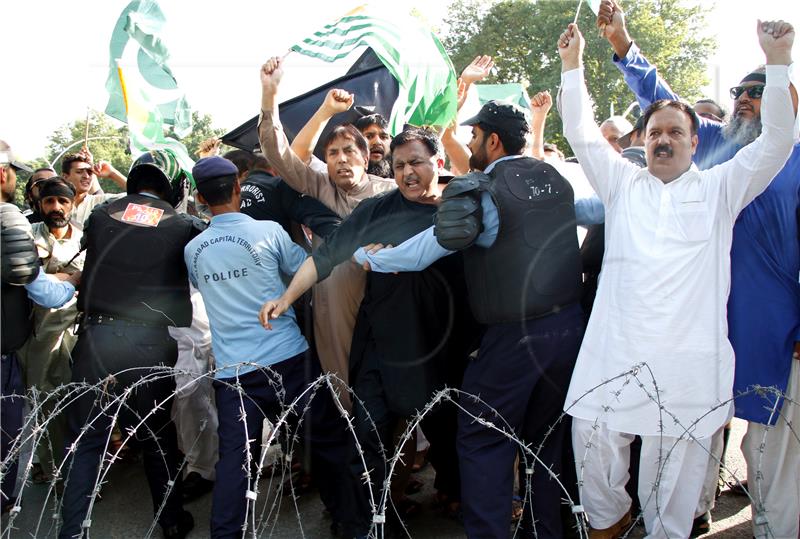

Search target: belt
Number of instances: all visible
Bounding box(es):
[83,313,167,328]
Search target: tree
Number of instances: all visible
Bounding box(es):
[442,0,716,154]
[166,111,227,158]
[39,110,225,195]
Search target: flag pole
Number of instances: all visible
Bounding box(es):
[573,0,583,24]
[83,107,91,150]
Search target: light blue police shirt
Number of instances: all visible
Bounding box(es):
[184,212,308,379]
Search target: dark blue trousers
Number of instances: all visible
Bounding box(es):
[1,352,24,508]
[458,304,585,539]
[60,323,185,538]
[212,352,361,539]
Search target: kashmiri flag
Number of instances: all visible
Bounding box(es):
[104,0,195,180]
[290,5,458,134]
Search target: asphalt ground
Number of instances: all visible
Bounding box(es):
[2,419,756,538]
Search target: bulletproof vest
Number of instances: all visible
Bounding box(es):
[2,284,32,354]
[77,194,194,326]
[1,203,38,352]
[463,157,582,324]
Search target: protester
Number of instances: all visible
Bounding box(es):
[261,127,478,533]
[60,152,127,225]
[557,18,795,539]
[354,100,585,539]
[1,141,78,513]
[599,115,633,152]
[694,98,727,122]
[259,56,395,411]
[16,178,83,486]
[598,1,800,534]
[22,167,57,223]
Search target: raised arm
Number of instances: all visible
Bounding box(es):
[529,91,552,159]
[720,20,796,214]
[558,23,637,205]
[258,56,335,202]
[290,89,354,164]
[441,57,495,175]
[597,0,679,108]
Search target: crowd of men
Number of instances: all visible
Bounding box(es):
[1,2,798,538]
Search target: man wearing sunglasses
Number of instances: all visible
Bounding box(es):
[60,152,127,226]
[598,1,800,537]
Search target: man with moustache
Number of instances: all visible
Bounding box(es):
[261,127,478,537]
[259,56,395,410]
[597,2,800,535]
[353,99,585,538]
[18,178,84,484]
[291,92,394,179]
[22,167,58,223]
[353,114,392,177]
[1,141,78,513]
[559,17,795,538]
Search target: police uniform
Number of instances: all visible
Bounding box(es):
[60,151,198,539]
[356,101,585,538]
[185,157,360,539]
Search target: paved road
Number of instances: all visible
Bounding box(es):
[2,420,755,538]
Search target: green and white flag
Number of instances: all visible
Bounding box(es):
[105,0,194,179]
[291,5,458,134]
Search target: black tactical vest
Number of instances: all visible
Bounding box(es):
[78,194,195,326]
[463,157,582,323]
[2,284,32,354]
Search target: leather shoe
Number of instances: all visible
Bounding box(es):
[181,472,214,503]
[162,510,194,539]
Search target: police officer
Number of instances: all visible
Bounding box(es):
[1,141,77,512]
[59,149,201,539]
[355,101,586,538]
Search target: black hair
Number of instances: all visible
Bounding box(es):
[694,98,727,120]
[60,154,90,175]
[354,114,389,132]
[641,100,700,136]
[476,122,527,155]
[251,155,271,172]
[321,125,369,161]
[222,149,257,176]
[197,173,238,206]
[389,127,441,157]
[37,177,77,199]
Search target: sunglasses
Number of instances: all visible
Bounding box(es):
[729,85,764,100]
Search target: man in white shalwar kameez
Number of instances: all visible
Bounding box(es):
[556,20,796,538]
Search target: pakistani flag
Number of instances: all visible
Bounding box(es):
[290,6,458,135]
[105,0,195,180]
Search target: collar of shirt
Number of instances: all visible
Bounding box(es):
[210,212,252,225]
[136,191,160,200]
[484,154,526,174]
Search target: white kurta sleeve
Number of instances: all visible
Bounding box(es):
[558,68,639,207]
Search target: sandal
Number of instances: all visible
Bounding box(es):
[690,511,711,537]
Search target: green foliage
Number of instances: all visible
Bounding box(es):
[46,111,130,193]
[166,111,226,158]
[443,0,716,155]
[31,110,225,197]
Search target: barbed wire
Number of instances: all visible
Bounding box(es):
[2,361,796,538]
